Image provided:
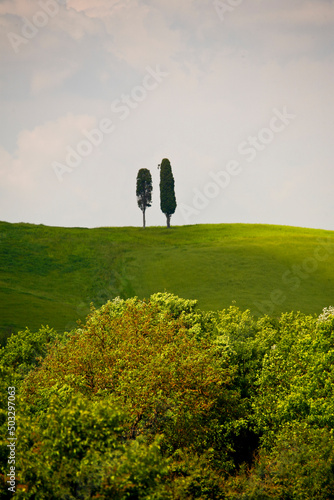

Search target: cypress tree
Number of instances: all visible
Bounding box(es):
[136,168,152,228]
[159,158,176,228]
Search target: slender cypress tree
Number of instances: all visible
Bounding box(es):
[159,158,176,228]
[136,168,152,228]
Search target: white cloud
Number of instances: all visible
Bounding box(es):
[67,0,124,17]
[0,0,333,229]
[247,1,334,28]
[0,0,37,17]
[0,113,97,190]
[52,5,102,40]
[30,62,80,94]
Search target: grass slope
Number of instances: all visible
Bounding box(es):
[0,221,333,341]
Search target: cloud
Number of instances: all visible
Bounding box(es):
[223,1,334,60]
[0,114,97,190]
[249,1,334,28]
[0,0,103,59]
[0,113,112,225]
[0,0,37,17]
[31,63,80,94]
[66,0,123,17]
[0,0,333,229]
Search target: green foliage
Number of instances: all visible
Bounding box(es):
[149,292,216,339]
[136,168,153,228]
[253,312,334,444]
[2,292,334,498]
[159,159,176,227]
[22,296,241,469]
[15,394,169,499]
[212,307,334,499]
[0,326,59,385]
[0,326,63,498]
[165,449,227,499]
[226,423,334,499]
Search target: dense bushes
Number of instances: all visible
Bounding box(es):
[1,295,334,498]
[16,396,169,499]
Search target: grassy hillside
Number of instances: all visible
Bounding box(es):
[0,221,333,342]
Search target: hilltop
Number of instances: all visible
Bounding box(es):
[0,221,333,341]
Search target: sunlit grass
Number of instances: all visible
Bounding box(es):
[0,221,333,343]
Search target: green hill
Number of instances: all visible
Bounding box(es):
[0,221,333,342]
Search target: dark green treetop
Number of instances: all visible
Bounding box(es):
[159,158,176,228]
[136,168,152,228]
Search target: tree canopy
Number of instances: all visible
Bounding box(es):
[136,168,152,228]
[159,158,176,228]
[1,297,334,498]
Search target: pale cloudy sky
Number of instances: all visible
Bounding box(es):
[0,0,333,229]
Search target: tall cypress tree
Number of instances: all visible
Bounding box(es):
[159,158,176,228]
[136,168,152,228]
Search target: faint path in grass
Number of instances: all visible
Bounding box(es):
[0,221,333,342]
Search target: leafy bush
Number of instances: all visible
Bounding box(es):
[253,311,334,444]
[16,394,169,499]
[19,294,243,497]
[0,326,59,386]
[2,294,334,498]
[225,423,334,499]
[0,326,62,499]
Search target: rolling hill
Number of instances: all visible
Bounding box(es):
[0,221,333,343]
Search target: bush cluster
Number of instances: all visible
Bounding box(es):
[1,294,334,499]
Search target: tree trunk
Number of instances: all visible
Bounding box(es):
[166,214,171,228]
[143,209,146,229]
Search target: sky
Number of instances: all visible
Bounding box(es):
[0,0,333,230]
